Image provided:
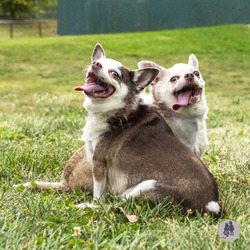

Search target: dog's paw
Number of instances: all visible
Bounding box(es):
[76,203,99,210]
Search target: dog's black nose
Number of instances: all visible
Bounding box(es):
[185,73,194,80]
[92,61,103,68]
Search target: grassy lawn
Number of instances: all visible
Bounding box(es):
[0,25,249,249]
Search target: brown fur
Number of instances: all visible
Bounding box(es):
[152,92,177,120]
[21,146,94,193]
[62,146,93,192]
[92,104,219,214]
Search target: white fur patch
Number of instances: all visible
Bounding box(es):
[81,112,111,161]
[13,182,68,191]
[206,201,220,214]
[140,92,153,105]
[98,58,123,72]
[93,177,107,200]
[76,203,99,209]
[108,168,128,194]
[168,114,208,158]
[121,180,156,198]
[13,182,32,188]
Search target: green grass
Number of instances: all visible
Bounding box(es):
[0,25,249,249]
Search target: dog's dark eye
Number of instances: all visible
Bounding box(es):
[170,76,178,82]
[193,71,200,77]
[111,71,119,78]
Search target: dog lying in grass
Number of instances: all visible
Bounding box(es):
[138,55,208,158]
[15,44,221,216]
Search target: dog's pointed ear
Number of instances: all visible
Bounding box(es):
[188,54,199,70]
[138,61,164,85]
[138,60,161,70]
[92,43,106,62]
[131,68,159,92]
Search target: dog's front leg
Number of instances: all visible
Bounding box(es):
[92,160,107,200]
[76,160,106,210]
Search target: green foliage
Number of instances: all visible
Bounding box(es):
[0,0,51,19]
[0,25,249,249]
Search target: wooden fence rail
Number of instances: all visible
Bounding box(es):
[0,20,52,39]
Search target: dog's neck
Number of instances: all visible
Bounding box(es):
[153,97,208,158]
[108,103,146,130]
[81,109,113,162]
[82,96,142,161]
[152,99,177,120]
[153,97,206,129]
[109,95,142,122]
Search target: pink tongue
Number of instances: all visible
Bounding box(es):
[172,90,192,111]
[75,82,106,93]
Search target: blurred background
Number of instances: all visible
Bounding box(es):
[0,0,249,39]
[0,0,58,38]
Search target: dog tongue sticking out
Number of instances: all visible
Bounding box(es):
[81,83,107,93]
[172,88,202,111]
[75,73,116,98]
[75,83,107,93]
[173,90,193,111]
[75,74,107,93]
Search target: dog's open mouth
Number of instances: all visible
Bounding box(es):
[173,86,202,111]
[75,73,116,98]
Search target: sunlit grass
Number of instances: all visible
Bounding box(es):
[0,24,249,249]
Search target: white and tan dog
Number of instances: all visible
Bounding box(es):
[138,55,208,158]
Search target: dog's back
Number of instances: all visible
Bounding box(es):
[94,104,219,214]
